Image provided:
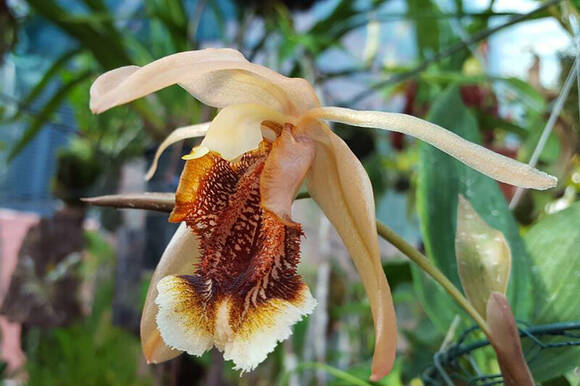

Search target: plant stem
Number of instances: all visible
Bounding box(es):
[376,220,491,336]
[83,191,491,335]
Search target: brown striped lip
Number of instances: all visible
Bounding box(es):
[155,139,316,372]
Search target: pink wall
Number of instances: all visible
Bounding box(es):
[0,209,39,374]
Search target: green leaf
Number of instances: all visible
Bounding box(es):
[26,0,130,69]
[528,202,580,323]
[6,47,82,123]
[519,119,561,163]
[279,362,372,386]
[8,70,92,161]
[523,202,580,381]
[411,263,461,331]
[408,0,440,60]
[497,77,546,113]
[475,111,528,137]
[543,376,572,386]
[421,74,547,117]
[305,0,382,54]
[145,0,189,52]
[414,86,532,331]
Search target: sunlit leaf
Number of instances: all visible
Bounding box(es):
[145,0,189,52]
[8,70,92,161]
[280,362,373,386]
[6,47,82,123]
[524,202,580,381]
[26,0,130,69]
[497,77,546,113]
[476,112,527,137]
[408,0,440,60]
[519,120,561,163]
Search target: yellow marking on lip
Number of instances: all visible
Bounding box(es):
[182,146,210,160]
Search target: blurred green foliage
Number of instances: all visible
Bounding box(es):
[2,0,580,384]
[25,231,154,386]
[524,202,580,381]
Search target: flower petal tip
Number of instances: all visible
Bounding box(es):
[141,326,182,365]
[523,166,558,190]
[144,355,159,365]
[546,174,558,189]
[370,353,395,382]
[89,100,112,115]
[155,275,316,372]
[224,292,316,372]
[88,102,102,115]
[369,366,392,383]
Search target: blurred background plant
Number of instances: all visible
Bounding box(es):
[0,0,579,385]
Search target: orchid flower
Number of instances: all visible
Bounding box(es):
[89,48,556,381]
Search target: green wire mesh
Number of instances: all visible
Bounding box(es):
[421,322,580,385]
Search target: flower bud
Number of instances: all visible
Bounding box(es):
[455,195,511,318]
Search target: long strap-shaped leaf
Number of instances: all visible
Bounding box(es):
[6,47,83,124]
[8,70,92,161]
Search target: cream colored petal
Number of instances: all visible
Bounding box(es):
[90,48,244,112]
[141,222,200,364]
[90,48,319,115]
[304,107,557,190]
[200,104,292,160]
[304,122,397,381]
[145,122,210,181]
[90,65,140,103]
[178,63,319,115]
